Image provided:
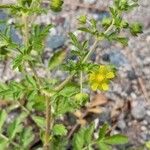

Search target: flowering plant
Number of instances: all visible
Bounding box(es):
[0,0,142,149]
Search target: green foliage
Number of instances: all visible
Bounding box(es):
[130,22,143,36]
[52,84,81,116]
[0,110,7,133]
[30,24,53,53]
[50,0,64,12]
[73,124,95,150]
[52,124,67,136]
[73,123,128,150]
[32,115,45,129]
[7,113,27,140]
[20,127,34,149]
[48,49,66,70]
[0,0,142,149]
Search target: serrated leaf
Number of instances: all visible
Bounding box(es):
[50,0,64,12]
[104,134,128,145]
[7,113,26,140]
[73,128,85,150]
[20,127,34,148]
[0,110,7,132]
[25,75,37,87]
[69,32,81,49]
[96,142,111,150]
[98,123,109,140]
[130,22,143,36]
[48,49,66,70]
[53,124,67,136]
[59,84,79,97]
[84,124,95,143]
[78,27,93,34]
[116,37,128,46]
[30,24,53,52]
[32,115,45,129]
[78,15,87,24]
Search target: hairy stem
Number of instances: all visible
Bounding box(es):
[44,96,51,150]
[22,13,52,149]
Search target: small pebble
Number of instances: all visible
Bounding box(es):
[131,101,146,120]
[117,120,126,130]
[141,126,147,131]
[83,0,97,4]
[46,35,65,50]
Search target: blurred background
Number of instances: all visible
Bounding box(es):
[0,0,150,149]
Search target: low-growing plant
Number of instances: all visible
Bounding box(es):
[0,0,142,150]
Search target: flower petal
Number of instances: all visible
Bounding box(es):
[106,72,115,79]
[91,83,99,91]
[102,83,109,91]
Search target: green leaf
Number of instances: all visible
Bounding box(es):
[96,142,111,150]
[130,22,143,36]
[73,124,95,150]
[69,32,81,49]
[104,134,128,145]
[102,17,112,29]
[78,27,93,34]
[20,127,34,149]
[115,37,128,46]
[78,15,87,24]
[90,18,97,29]
[0,110,7,133]
[7,113,27,140]
[146,140,150,149]
[30,24,53,52]
[50,0,64,12]
[73,128,85,150]
[32,115,45,129]
[53,124,67,136]
[98,123,109,140]
[48,49,66,70]
[59,84,79,97]
[51,136,67,150]
[25,75,37,87]
[74,93,89,105]
[84,124,95,144]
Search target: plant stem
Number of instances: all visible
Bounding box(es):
[22,13,52,149]
[0,133,20,147]
[44,96,51,150]
[22,14,29,47]
[80,71,83,93]
[104,19,114,34]
[54,73,74,91]
[82,40,99,63]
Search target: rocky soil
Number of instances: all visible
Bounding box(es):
[0,0,150,149]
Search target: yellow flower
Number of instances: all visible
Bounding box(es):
[89,65,115,91]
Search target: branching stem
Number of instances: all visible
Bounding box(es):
[0,133,20,147]
[54,18,115,91]
[22,13,52,149]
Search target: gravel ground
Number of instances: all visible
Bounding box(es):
[0,0,150,149]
